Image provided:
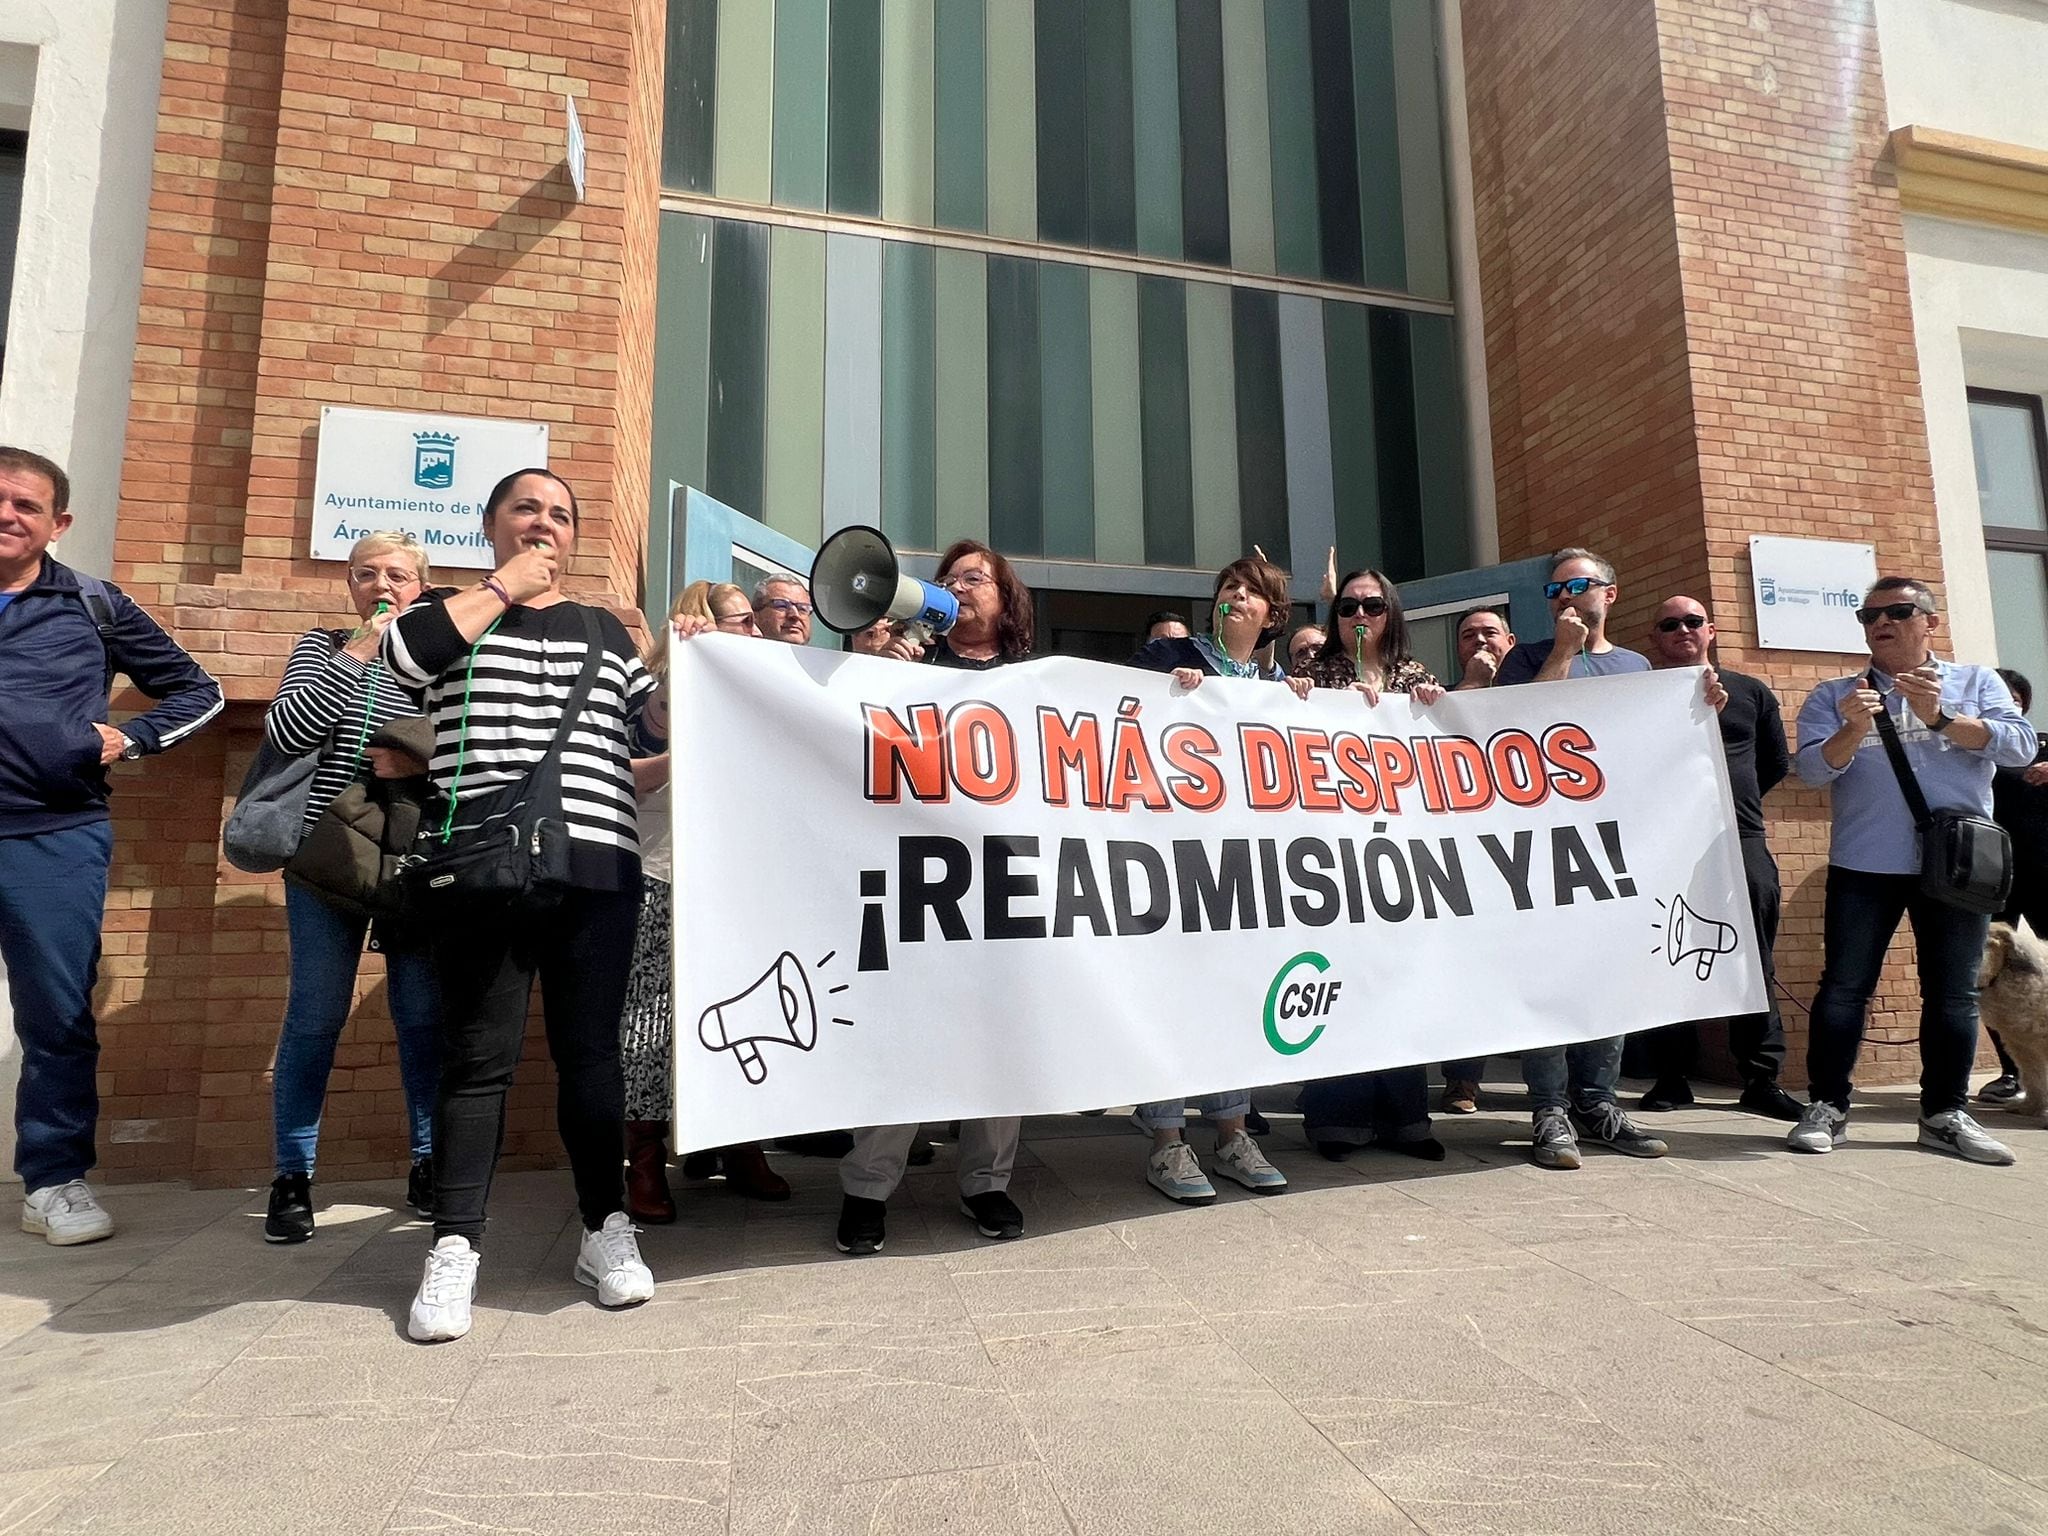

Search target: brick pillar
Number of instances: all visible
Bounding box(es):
[105,0,665,1185]
[1463,0,1955,1086]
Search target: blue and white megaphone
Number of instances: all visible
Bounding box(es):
[810,525,957,645]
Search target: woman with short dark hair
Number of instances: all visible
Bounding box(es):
[1125,557,1304,1205]
[383,468,665,1343]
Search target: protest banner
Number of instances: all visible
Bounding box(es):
[669,640,1762,1151]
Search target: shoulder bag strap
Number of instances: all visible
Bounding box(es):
[437,605,604,843]
[1867,669,1935,833]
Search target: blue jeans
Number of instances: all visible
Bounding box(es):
[1521,1036,1624,1115]
[1135,1091,1251,1131]
[1808,865,1987,1117]
[0,822,112,1190]
[273,884,440,1175]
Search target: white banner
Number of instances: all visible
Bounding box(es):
[309,405,549,569]
[669,643,1763,1151]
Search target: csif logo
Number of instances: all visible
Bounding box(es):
[1263,951,1342,1055]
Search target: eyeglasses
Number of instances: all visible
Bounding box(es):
[349,567,421,586]
[1544,576,1606,599]
[940,570,993,591]
[1654,614,1708,633]
[1335,596,1390,619]
[713,613,755,631]
[761,597,813,617]
[1857,601,1929,626]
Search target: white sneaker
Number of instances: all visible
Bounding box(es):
[1212,1130,1288,1193]
[1146,1140,1216,1205]
[575,1211,654,1307]
[21,1180,114,1246]
[1786,1101,1848,1154]
[1919,1109,2016,1166]
[407,1235,480,1342]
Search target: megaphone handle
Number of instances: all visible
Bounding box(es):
[1696,953,1713,982]
[737,1041,765,1083]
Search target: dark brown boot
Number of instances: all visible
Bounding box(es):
[722,1143,791,1202]
[625,1120,676,1224]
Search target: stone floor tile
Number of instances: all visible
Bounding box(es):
[1013,1387,1423,1536]
[0,1463,108,1536]
[38,1416,432,1536]
[388,1415,731,1536]
[729,1461,1074,1536]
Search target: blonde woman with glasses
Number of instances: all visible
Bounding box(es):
[262,532,441,1244]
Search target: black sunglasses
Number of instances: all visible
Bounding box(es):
[1335,596,1390,619]
[1654,614,1707,633]
[1544,576,1605,599]
[1856,601,1928,627]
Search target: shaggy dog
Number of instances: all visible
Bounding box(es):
[1977,922,2048,1117]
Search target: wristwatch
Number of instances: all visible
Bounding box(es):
[118,733,143,761]
[1929,710,1954,735]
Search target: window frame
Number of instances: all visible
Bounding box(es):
[0,128,24,383]
[1971,385,2048,555]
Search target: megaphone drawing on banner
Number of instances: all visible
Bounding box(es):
[1660,895,1739,981]
[698,952,818,1084]
[810,525,958,644]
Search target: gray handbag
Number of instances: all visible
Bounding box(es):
[222,737,324,873]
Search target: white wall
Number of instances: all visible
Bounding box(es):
[1873,0,2048,152]
[1902,213,2048,663]
[0,0,168,578]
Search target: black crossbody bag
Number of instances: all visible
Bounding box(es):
[1868,671,2012,915]
[405,605,603,914]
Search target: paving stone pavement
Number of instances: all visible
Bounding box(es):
[5,1078,2048,1535]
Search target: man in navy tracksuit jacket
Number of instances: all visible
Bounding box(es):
[0,447,221,1245]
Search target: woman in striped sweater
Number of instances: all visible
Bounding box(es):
[263,532,439,1246]
[383,469,666,1345]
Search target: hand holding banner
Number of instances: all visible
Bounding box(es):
[669,641,1760,1151]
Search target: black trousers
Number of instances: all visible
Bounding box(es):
[1808,866,1988,1116]
[429,887,639,1244]
[1645,835,1786,1087]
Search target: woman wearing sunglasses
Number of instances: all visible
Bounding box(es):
[1289,569,1448,1161]
[1125,557,1304,1204]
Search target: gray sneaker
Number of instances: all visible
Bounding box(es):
[1570,1102,1668,1158]
[1918,1109,2016,1166]
[1786,1100,1847,1154]
[1531,1107,1581,1170]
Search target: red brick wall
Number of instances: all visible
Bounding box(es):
[1657,0,1952,1080]
[1462,0,1963,1086]
[100,0,666,1187]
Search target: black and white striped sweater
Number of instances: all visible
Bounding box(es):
[383,594,658,890]
[265,629,425,831]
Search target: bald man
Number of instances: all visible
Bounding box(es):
[1637,595,1802,1121]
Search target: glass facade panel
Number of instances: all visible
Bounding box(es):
[1988,549,2048,722]
[933,0,987,231]
[828,0,884,215]
[772,0,830,210]
[1040,262,1097,560]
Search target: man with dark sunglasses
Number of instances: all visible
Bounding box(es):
[1493,549,1664,1168]
[1635,597,1803,1122]
[1790,577,2034,1165]
[1496,548,1651,685]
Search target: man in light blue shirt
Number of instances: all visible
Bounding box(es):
[1789,576,2035,1165]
